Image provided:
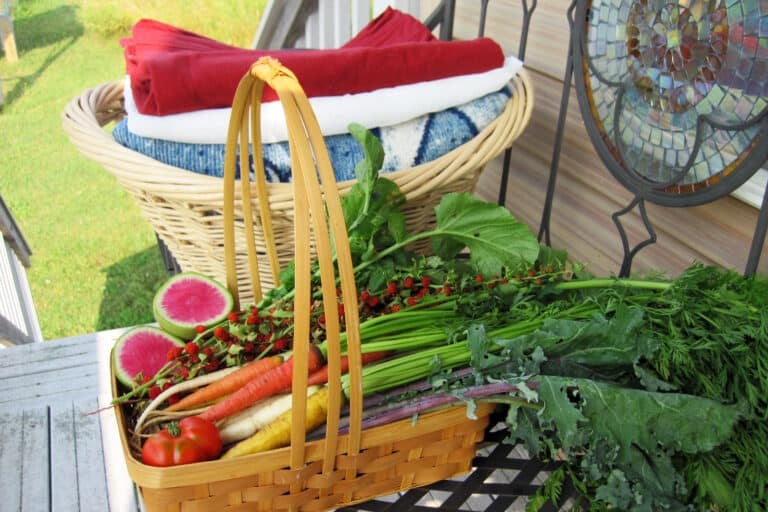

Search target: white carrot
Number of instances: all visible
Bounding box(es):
[132,366,239,439]
[217,385,321,444]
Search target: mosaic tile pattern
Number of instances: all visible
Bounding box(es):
[580,0,768,196]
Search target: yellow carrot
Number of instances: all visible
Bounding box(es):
[221,386,331,459]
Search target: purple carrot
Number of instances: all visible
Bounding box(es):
[349,381,531,433]
[307,380,535,440]
[361,366,477,410]
[358,356,533,412]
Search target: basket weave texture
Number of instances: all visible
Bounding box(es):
[62,68,533,304]
[107,57,499,512]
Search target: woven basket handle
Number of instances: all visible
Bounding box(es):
[222,57,364,480]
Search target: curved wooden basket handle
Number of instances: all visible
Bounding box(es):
[222,57,364,482]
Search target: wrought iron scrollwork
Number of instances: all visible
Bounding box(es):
[612,196,658,277]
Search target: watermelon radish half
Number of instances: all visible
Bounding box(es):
[113,326,185,387]
[153,272,234,340]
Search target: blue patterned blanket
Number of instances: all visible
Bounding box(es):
[112,86,511,183]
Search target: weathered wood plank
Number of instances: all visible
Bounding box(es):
[0,366,100,408]
[0,408,25,511]
[50,399,111,511]
[98,397,142,512]
[0,327,129,377]
[0,327,132,408]
[0,354,98,387]
[0,327,139,512]
[20,407,51,512]
[0,336,97,376]
[0,352,97,387]
[49,401,81,509]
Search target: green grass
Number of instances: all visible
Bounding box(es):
[0,0,265,340]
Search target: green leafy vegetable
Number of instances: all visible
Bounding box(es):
[431,192,541,275]
[342,123,406,262]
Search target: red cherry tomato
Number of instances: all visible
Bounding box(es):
[141,416,222,467]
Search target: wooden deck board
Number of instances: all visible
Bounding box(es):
[50,398,111,511]
[50,401,83,510]
[21,407,51,512]
[0,336,97,375]
[75,398,114,511]
[0,408,26,511]
[0,349,97,379]
[0,366,101,408]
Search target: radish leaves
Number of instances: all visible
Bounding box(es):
[431,192,540,275]
[337,126,542,285]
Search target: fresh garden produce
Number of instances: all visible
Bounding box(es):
[217,386,322,444]
[165,354,283,412]
[112,326,185,387]
[111,125,767,510]
[222,386,331,459]
[153,271,234,340]
[132,366,240,438]
[197,345,324,423]
[140,416,222,467]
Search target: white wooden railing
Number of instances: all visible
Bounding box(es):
[253,0,426,50]
[0,196,43,346]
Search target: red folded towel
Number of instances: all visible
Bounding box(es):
[121,8,505,116]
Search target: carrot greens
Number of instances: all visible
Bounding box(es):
[333,264,767,511]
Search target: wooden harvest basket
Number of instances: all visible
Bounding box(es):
[61,69,533,305]
[111,379,494,512]
[109,57,498,512]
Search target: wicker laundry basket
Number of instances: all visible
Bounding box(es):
[110,57,498,512]
[62,67,533,305]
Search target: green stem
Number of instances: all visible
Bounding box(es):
[358,311,452,339]
[351,231,436,275]
[483,396,543,409]
[555,278,671,292]
[358,331,448,353]
[114,360,182,403]
[356,342,472,395]
[344,299,607,397]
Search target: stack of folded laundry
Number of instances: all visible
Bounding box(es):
[114,7,523,182]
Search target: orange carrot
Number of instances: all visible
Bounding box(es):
[166,355,283,412]
[307,350,392,386]
[198,345,325,423]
